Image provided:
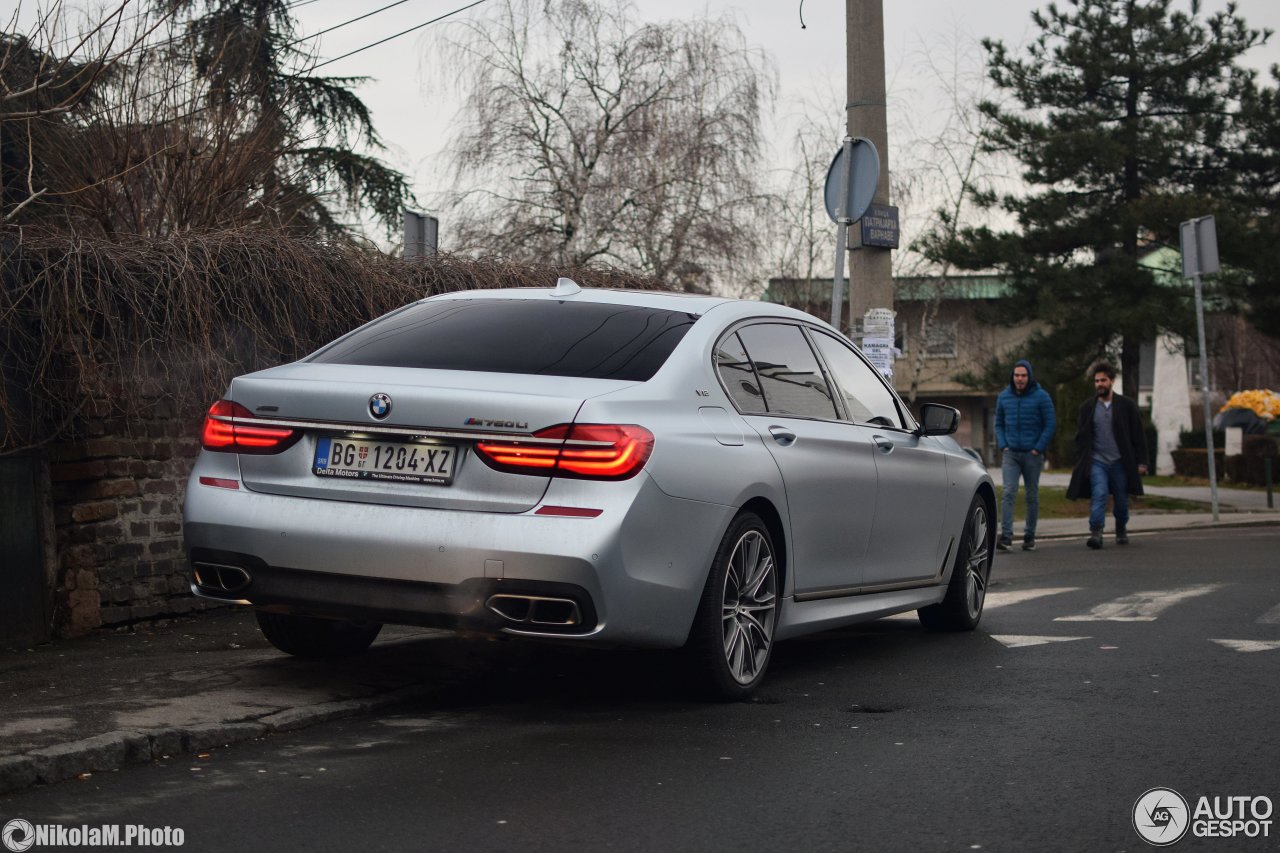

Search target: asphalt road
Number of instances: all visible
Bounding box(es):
[5,527,1279,853]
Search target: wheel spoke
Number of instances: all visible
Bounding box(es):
[739,608,769,640]
[742,534,762,579]
[743,555,773,600]
[724,619,743,660]
[969,565,987,594]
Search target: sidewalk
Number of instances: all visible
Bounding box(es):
[3,500,1277,797]
[0,614,471,796]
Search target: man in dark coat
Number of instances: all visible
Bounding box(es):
[1066,361,1148,548]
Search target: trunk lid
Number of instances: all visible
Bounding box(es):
[228,363,633,513]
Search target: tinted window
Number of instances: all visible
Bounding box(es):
[311,299,697,381]
[736,324,837,419]
[810,331,904,427]
[714,333,767,414]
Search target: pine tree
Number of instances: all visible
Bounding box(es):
[1230,69,1280,339]
[168,0,414,235]
[946,0,1266,392]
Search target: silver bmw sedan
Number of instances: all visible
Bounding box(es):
[183,280,994,699]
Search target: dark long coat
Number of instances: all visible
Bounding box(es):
[1066,393,1149,499]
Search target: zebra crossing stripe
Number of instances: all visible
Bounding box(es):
[1054,584,1225,622]
[991,635,1090,648]
[1210,639,1280,653]
[1257,603,1280,625]
[984,588,1080,609]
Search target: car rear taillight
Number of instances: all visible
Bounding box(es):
[201,400,300,455]
[474,424,654,480]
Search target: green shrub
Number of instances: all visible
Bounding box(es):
[1179,428,1224,449]
[1171,448,1225,479]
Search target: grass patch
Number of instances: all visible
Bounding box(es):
[1047,469,1265,491]
[996,486,1208,519]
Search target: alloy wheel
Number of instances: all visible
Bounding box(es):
[721,529,777,685]
[965,504,991,620]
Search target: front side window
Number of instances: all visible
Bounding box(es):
[311,299,698,382]
[734,324,838,420]
[809,331,904,428]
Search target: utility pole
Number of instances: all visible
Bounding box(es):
[844,0,894,330]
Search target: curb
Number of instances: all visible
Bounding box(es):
[0,684,435,797]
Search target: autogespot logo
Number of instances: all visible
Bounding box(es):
[2,819,35,853]
[1134,787,1191,846]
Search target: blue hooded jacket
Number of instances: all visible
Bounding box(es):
[995,359,1056,453]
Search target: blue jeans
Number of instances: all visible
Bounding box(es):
[1001,450,1043,539]
[1089,459,1129,532]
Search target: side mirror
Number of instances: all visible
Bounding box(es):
[917,403,960,436]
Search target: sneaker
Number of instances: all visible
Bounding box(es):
[997,535,1013,551]
[1087,531,1104,550]
[1116,527,1129,545]
[1021,538,1036,551]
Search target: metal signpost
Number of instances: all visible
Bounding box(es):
[823,137,880,332]
[1180,215,1220,521]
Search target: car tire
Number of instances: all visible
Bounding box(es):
[684,511,779,700]
[255,611,382,658]
[918,494,992,632]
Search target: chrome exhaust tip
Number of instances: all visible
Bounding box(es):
[486,594,582,627]
[192,562,252,594]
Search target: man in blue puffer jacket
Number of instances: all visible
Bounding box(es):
[995,359,1056,551]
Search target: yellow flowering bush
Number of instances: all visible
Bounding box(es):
[1219,389,1280,421]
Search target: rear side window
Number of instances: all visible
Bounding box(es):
[714,333,768,414]
[311,299,698,381]
[734,324,838,420]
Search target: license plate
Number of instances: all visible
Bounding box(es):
[313,436,457,485]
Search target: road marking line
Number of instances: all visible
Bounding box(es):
[1210,639,1280,653]
[1054,584,1225,622]
[991,635,1091,648]
[1257,603,1280,625]
[985,587,1081,609]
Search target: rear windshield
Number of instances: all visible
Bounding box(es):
[310,298,699,381]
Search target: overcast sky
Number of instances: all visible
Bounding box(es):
[287,0,1280,225]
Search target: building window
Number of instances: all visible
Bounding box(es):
[925,322,957,359]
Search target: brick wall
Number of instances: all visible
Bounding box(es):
[47,402,213,636]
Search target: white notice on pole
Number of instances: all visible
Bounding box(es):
[862,337,895,378]
[861,308,897,378]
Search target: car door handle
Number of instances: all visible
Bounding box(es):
[872,435,894,453]
[768,426,797,446]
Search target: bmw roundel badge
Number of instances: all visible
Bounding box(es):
[369,393,392,420]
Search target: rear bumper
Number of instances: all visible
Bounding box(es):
[183,466,733,648]
[189,554,598,634]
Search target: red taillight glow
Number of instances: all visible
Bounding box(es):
[475,423,654,480]
[201,400,300,455]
